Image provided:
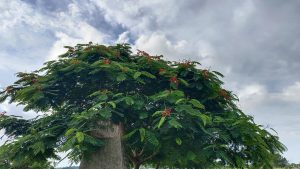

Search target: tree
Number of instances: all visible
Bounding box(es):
[0,43,286,169]
[272,153,288,168]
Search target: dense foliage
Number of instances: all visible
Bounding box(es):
[0,43,285,169]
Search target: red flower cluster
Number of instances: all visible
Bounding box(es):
[137,50,150,57]
[179,60,193,68]
[162,108,172,117]
[5,86,13,93]
[158,68,166,74]
[170,76,178,84]
[219,89,230,100]
[103,59,110,65]
[202,70,209,79]
[31,78,37,84]
[0,111,6,117]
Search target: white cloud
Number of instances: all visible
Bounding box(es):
[236,82,300,163]
[282,81,300,102]
[46,3,108,61]
[237,83,266,106]
[91,0,187,39]
[237,82,300,111]
[116,31,130,43]
[46,22,107,61]
[0,0,108,68]
[134,32,189,59]
[0,100,38,119]
[0,0,44,31]
[233,0,255,26]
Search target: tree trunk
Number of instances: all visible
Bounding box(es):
[133,163,140,169]
[155,162,160,169]
[79,122,124,169]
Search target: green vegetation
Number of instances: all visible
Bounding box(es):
[0,43,286,169]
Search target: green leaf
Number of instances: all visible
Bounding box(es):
[65,128,76,137]
[124,97,134,105]
[158,117,166,128]
[133,72,142,79]
[139,112,148,119]
[176,137,182,145]
[99,64,110,68]
[100,109,112,119]
[212,71,224,77]
[108,101,116,108]
[98,94,108,101]
[172,90,185,97]
[155,90,170,99]
[116,74,126,82]
[199,114,211,126]
[189,99,205,109]
[88,91,101,97]
[31,141,45,155]
[113,93,123,98]
[170,82,178,89]
[168,119,182,129]
[152,111,163,117]
[178,78,189,86]
[76,132,85,143]
[141,71,156,79]
[187,151,197,161]
[175,98,185,104]
[113,62,124,69]
[122,129,137,139]
[84,134,104,147]
[145,131,159,146]
[139,128,146,142]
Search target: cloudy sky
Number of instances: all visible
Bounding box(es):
[1,0,300,166]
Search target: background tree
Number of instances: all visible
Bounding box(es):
[0,43,286,169]
[272,153,288,168]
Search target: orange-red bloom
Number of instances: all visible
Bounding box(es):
[158,68,165,74]
[170,76,178,84]
[103,59,110,65]
[202,70,209,79]
[219,89,230,100]
[162,108,172,117]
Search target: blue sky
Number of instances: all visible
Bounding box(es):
[1,0,300,166]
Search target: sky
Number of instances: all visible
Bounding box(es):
[0,0,300,166]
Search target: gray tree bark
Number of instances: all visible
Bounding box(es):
[79,121,124,169]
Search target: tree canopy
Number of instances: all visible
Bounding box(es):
[0,43,285,169]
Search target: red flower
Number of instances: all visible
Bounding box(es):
[158,68,165,74]
[103,59,110,65]
[162,108,172,117]
[5,86,13,93]
[0,111,6,116]
[32,78,37,83]
[219,89,230,100]
[202,70,209,79]
[170,76,178,84]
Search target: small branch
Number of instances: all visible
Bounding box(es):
[55,151,71,167]
[141,151,158,163]
[138,146,145,156]
[131,149,137,157]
